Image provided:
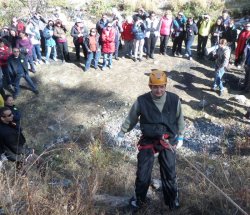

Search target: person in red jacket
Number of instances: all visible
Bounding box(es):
[101,22,116,70]
[121,16,134,59]
[235,23,250,68]
[0,39,12,97]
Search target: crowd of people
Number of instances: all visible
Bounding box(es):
[0,8,249,99]
[0,6,250,212]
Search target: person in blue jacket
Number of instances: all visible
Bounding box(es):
[43,20,57,64]
[132,18,146,62]
[172,12,187,57]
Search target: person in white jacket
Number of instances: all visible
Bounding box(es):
[145,12,160,59]
[25,20,43,64]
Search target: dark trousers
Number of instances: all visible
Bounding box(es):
[197,34,208,57]
[145,34,158,57]
[13,73,37,97]
[57,42,69,61]
[135,146,177,207]
[74,41,87,60]
[160,35,170,54]
[172,36,183,55]
[39,30,46,54]
[244,65,250,92]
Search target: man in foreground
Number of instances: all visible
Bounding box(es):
[0,107,44,174]
[116,69,185,211]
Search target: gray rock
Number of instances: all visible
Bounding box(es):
[48,125,56,131]
[199,99,208,108]
[48,179,72,188]
[231,95,247,104]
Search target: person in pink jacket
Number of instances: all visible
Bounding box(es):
[159,10,173,55]
[101,22,116,70]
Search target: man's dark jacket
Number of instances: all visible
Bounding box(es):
[7,54,28,76]
[0,122,25,161]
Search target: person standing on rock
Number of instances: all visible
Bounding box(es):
[212,39,230,96]
[116,69,185,211]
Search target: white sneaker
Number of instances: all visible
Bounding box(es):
[45,60,50,65]
[189,57,193,61]
[38,60,44,64]
[184,53,189,57]
[53,58,58,62]
[237,65,241,69]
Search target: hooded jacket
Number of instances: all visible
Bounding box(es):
[101,27,116,53]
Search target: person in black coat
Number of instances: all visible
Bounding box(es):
[184,17,198,60]
[0,106,45,175]
[210,18,225,47]
[222,19,237,52]
[0,107,25,162]
[7,47,38,98]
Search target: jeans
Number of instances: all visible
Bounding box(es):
[213,67,225,91]
[103,53,113,68]
[145,34,158,57]
[45,46,57,61]
[185,38,194,57]
[114,38,120,58]
[25,55,36,72]
[57,42,69,61]
[124,40,133,57]
[160,35,170,54]
[85,51,101,71]
[32,44,42,61]
[13,72,37,97]
[197,34,208,56]
[134,39,145,59]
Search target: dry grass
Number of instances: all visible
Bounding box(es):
[0,129,249,215]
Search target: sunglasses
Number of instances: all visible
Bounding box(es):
[13,50,20,53]
[3,113,12,117]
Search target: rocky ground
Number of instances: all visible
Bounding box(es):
[15,34,250,157]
